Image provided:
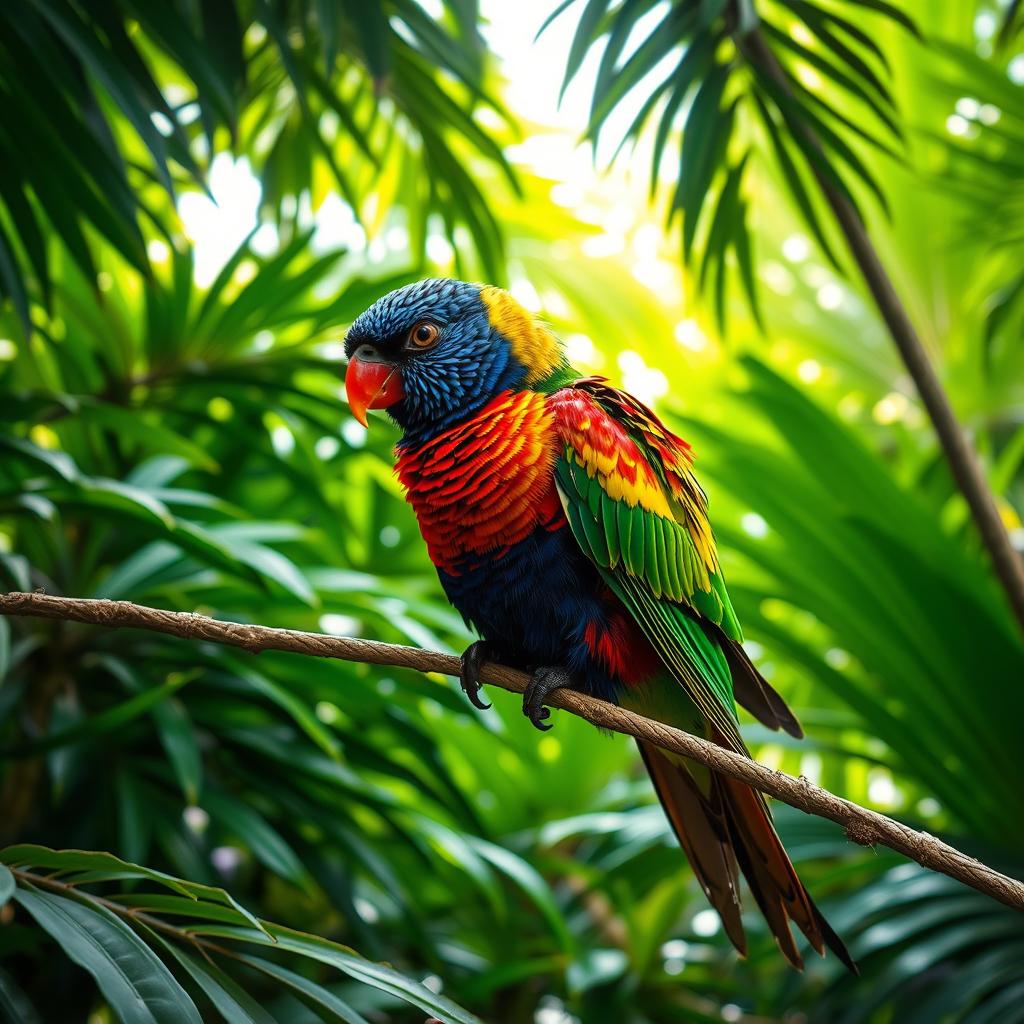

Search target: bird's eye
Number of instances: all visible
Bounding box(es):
[407,322,439,349]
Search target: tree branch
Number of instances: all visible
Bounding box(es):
[3,590,1023,913]
[735,22,1024,635]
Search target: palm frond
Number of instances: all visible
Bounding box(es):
[553,0,918,328]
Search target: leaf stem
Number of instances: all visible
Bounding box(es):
[11,867,231,957]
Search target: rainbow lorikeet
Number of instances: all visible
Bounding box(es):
[344,279,853,971]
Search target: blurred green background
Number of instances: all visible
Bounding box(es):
[1,1,1024,1021]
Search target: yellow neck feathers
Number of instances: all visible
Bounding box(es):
[479,286,562,385]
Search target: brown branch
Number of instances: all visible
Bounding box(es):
[3,590,1023,913]
[734,22,1024,635]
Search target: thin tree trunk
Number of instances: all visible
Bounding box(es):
[737,24,1024,634]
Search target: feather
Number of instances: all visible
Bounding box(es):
[549,376,851,972]
[640,737,854,973]
[638,741,746,954]
[722,633,804,739]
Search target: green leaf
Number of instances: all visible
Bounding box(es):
[0,170,49,307]
[27,0,177,195]
[562,0,610,99]
[587,4,695,141]
[779,0,894,107]
[0,968,42,1024]
[231,663,341,761]
[649,37,713,198]
[0,436,79,482]
[0,865,15,908]
[116,771,151,868]
[151,698,202,805]
[72,403,220,473]
[202,790,314,893]
[753,91,843,271]
[536,0,579,41]
[112,894,265,931]
[207,528,315,606]
[148,932,277,1024]
[1,848,268,936]
[341,0,390,82]
[0,674,191,758]
[471,838,572,951]
[733,202,763,330]
[764,22,899,139]
[72,478,176,530]
[235,955,370,1024]
[847,0,921,39]
[678,65,732,261]
[13,887,203,1024]
[413,818,504,916]
[190,924,482,1024]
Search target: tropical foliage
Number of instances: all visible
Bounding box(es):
[1,1,1023,1022]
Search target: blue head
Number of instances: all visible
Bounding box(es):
[344,279,564,444]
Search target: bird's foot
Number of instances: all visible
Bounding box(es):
[523,665,576,731]
[459,640,492,711]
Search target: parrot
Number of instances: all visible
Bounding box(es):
[343,278,854,972]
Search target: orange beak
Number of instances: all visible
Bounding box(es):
[344,355,405,427]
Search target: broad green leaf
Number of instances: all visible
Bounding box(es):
[208,532,315,606]
[0,209,32,337]
[14,887,202,1024]
[412,817,504,916]
[562,0,609,99]
[148,931,277,1024]
[679,66,731,261]
[226,663,340,760]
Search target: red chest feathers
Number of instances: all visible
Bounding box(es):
[395,391,564,573]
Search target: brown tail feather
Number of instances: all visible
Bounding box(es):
[639,740,855,973]
[722,636,804,739]
[637,741,746,954]
[719,773,823,969]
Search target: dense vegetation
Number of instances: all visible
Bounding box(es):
[1,1,1023,1021]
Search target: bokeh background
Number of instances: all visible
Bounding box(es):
[2,2,1024,1022]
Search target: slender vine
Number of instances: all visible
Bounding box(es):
[2,590,1023,913]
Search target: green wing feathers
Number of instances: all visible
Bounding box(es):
[550,379,854,971]
[550,381,798,739]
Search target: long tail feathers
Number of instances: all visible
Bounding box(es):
[638,741,747,954]
[723,637,804,739]
[638,740,856,973]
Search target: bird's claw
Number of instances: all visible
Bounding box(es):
[459,641,492,711]
[523,666,574,732]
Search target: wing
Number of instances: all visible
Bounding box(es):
[549,377,801,742]
[548,381,855,970]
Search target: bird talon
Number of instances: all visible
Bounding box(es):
[522,666,574,732]
[459,640,492,710]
